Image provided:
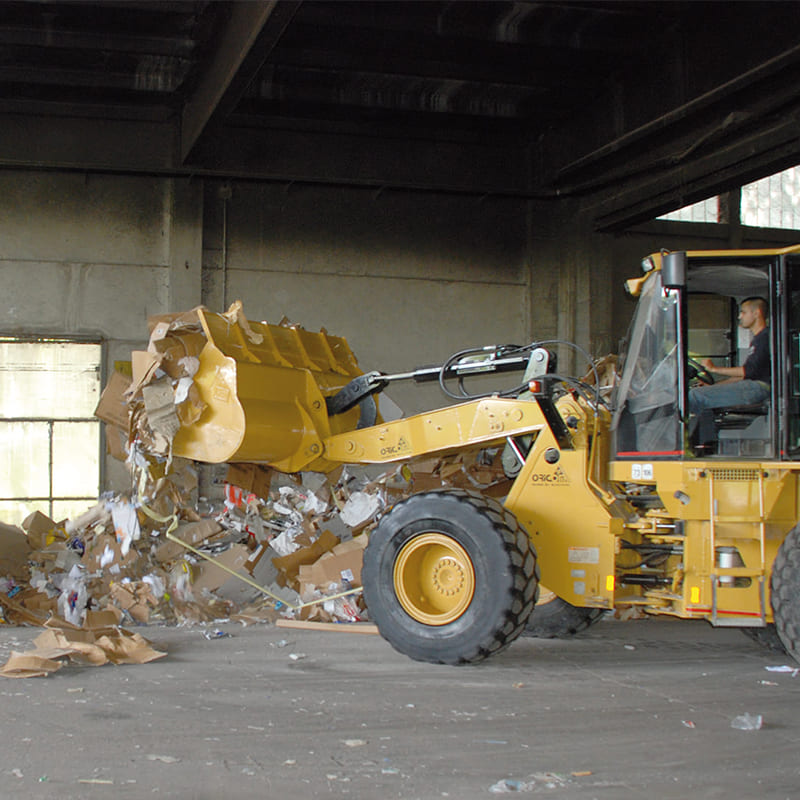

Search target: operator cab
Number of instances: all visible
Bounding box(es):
[611,245,800,461]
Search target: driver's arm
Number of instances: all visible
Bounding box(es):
[700,358,744,379]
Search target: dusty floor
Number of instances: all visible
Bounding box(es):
[0,616,798,799]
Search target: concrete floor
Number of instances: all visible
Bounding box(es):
[0,617,798,800]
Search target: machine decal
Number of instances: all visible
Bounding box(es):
[379,437,411,457]
[568,546,600,564]
[531,465,570,485]
[630,463,654,480]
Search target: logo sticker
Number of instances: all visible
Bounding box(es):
[380,436,411,457]
[531,465,570,485]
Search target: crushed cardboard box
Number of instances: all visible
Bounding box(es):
[1,617,165,678]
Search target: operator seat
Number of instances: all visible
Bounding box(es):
[715,402,771,457]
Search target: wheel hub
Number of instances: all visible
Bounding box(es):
[432,557,465,596]
[393,533,476,626]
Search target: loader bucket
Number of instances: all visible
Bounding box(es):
[170,304,367,473]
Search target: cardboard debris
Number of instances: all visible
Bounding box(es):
[142,378,181,439]
[0,651,64,678]
[272,529,340,591]
[225,463,274,501]
[21,511,64,550]
[298,535,367,591]
[0,523,32,580]
[0,445,513,635]
[191,544,250,596]
[94,369,132,431]
[154,519,223,563]
[0,301,570,653]
[276,618,379,635]
[0,619,166,678]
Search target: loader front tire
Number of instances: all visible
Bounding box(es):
[362,490,538,665]
[522,589,605,638]
[771,524,800,662]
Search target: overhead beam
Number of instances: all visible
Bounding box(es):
[0,26,195,56]
[270,38,594,92]
[296,1,666,52]
[554,42,800,184]
[590,114,800,231]
[0,111,535,199]
[256,65,536,119]
[180,0,300,163]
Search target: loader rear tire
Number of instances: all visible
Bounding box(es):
[741,624,786,654]
[362,490,538,665]
[770,524,800,663]
[522,589,605,638]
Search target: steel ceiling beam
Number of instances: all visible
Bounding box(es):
[0,26,196,56]
[180,0,300,163]
[555,42,800,184]
[591,112,800,231]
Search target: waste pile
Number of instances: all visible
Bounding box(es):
[0,302,514,675]
[0,453,511,630]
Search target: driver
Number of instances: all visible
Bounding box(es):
[688,296,770,415]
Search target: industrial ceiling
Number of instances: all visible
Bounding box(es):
[2,0,800,230]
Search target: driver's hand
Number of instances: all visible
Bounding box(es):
[700,357,714,370]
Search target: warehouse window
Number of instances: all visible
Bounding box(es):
[658,196,719,223]
[659,165,800,228]
[741,165,800,229]
[0,339,102,525]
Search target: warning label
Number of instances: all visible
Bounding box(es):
[568,546,600,565]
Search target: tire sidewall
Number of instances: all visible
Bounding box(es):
[771,524,800,661]
[363,491,523,663]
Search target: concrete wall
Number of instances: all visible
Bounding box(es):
[201,181,531,414]
[2,168,794,497]
[0,171,203,491]
[0,170,532,493]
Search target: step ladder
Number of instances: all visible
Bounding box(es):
[707,469,767,627]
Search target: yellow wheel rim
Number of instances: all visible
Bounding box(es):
[393,533,476,626]
[537,585,557,605]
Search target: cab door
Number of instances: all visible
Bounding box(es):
[781,255,800,459]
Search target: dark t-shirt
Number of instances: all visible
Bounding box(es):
[743,328,770,383]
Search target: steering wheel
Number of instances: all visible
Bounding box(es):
[688,357,715,385]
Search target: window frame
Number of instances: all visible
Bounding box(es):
[0,334,106,522]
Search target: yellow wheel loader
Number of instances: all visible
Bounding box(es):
[163,244,800,665]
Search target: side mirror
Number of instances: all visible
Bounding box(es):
[661,251,687,289]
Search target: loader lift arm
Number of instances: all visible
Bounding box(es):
[325,345,551,427]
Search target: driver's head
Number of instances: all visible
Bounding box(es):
[739,297,768,330]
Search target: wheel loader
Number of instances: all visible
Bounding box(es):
[159,244,800,665]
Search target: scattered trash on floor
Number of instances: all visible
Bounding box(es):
[202,628,232,640]
[489,777,537,793]
[765,665,799,677]
[146,754,181,764]
[489,773,569,793]
[731,712,763,731]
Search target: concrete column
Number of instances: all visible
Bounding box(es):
[167,178,204,311]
